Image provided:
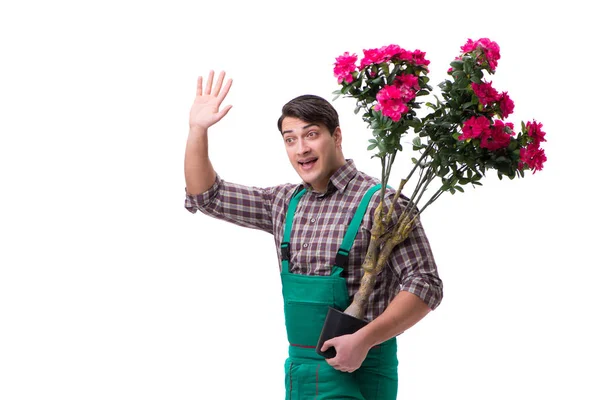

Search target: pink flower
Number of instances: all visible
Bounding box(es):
[461,38,501,72]
[359,48,386,69]
[480,120,511,151]
[358,44,430,72]
[411,49,430,69]
[525,120,546,145]
[395,49,430,69]
[459,116,490,140]
[374,85,409,122]
[520,144,547,173]
[334,52,358,84]
[498,92,514,119]
[381,44,403,61]
[396,48,414,63]
[395,73,419,90]
[472,81,500,106]
[392,74,418,103]
[398,84,416,103]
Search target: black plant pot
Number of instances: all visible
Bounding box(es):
[316,307,369,359]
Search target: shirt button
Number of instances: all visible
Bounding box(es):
[303,243,308,248]
[310,218,316,223]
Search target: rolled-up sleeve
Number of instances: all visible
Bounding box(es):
[184,174,276,234]
[372,189,443,311]
[391,219,443,310]
[185,176,222,214]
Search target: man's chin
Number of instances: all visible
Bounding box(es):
[297,171,316,187]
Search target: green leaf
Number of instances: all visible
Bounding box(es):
[452,70,466,80]
[371,76,384,86]
[464,61,473,75]
[450,60,464,69]
[470,74,482,84]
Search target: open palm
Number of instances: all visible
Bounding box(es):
[189,70,233,130]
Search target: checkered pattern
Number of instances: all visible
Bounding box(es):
[185,160,443,319]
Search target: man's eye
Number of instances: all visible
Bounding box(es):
[307,131,317,137]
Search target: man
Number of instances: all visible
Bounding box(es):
[184,70,443,399]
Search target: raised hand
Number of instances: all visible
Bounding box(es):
[189,70,233,131]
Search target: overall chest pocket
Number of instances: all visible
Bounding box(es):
[282,274,336,347]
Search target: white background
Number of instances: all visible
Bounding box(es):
[1,1,598,399]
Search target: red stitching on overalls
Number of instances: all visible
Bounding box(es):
[289,343,316,349]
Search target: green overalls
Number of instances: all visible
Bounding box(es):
[281,184,399,400]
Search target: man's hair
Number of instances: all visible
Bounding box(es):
[277,94,340,135]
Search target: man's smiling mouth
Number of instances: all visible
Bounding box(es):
[298,157,318,170]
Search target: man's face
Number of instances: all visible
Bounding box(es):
[281,117,345,193]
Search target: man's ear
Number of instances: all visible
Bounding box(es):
[333,127,342,147]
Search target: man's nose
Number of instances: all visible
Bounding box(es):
[296,139,310,155]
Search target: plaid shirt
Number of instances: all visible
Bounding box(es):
[185,159,442,320]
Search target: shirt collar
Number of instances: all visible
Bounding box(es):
[297,159,358,196]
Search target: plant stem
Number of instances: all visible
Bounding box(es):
[385,143,434,223]
[412,164,468,219]
[344,231,400,320]
[406,167,435,218]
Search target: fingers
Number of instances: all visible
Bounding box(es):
[326,359,350,372]
[216,77,232,104]
[213,71,225,96]
[321,341,332,352]
[196,76,203,96]
[205,70,215,95]
[327,357,355,373]
[215,104,233,122]
[198,70,230,100]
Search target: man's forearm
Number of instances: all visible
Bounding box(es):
[356,291,431,348]
[184,127,216,195]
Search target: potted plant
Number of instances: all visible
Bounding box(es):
[317,38,547,356]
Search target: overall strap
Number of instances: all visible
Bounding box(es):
[332,183,382,277]
[281,188,307,274]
